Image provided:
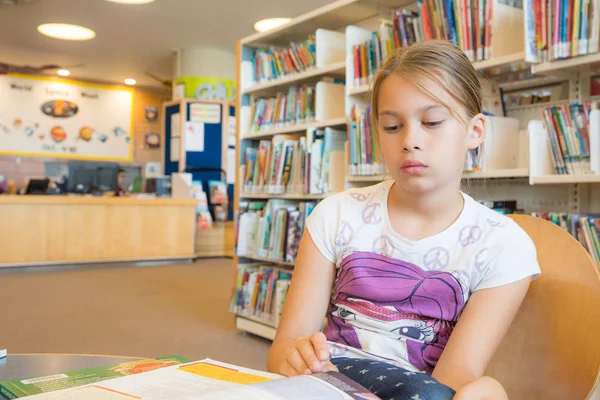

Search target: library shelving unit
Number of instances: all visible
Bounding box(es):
[233,0,600,340]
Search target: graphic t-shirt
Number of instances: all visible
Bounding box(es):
[305,180,541,374]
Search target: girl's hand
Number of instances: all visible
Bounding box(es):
[453,376,508,400]
[279,332,339,376]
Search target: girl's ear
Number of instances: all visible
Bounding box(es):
[467,113,486,150]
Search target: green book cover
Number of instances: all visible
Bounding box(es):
[0,355,190,399]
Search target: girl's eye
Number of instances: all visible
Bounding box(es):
[422,120,444,128]
[383,125,401,133]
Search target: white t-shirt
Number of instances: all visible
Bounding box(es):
[305,180,540,374]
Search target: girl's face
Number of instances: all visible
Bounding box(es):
[377,75,484,194]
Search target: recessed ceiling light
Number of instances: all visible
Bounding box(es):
[57,69,70,77]
[124,78,136,85]
[254,18,291,33]
[104,0,155,3]
[37,23,96,41]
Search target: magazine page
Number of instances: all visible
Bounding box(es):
[24,359,378,400]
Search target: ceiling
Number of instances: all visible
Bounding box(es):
[0,0,335,88]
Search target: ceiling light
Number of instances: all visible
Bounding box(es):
[254,18,291,33]
[37,23,96,41]
[57,69,70,77]
[104,0,155,3]
[124,78,136,85]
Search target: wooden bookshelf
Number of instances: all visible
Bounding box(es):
[348,170,530,182]
[241,117,347,140]
[347,84,371,96]
[240,193,327,200]
[239,254,295,268]
[242,62,345,96]
[472,51,527,71]
[346,174,388,182]
[530,175,600,185]
[235,317,277,340]
[532,52,600,75]
[234,0,600,342]
[463,169,530,179]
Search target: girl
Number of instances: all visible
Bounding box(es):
[267,41,540,399]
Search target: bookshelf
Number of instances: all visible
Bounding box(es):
[241,117,347,140]
[242,62,346,96]
[240,193,327,200]
[233,0,600,340]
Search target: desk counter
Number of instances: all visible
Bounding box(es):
[0,195,197,267]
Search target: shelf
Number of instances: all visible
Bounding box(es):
[462,169,529,179]
[346,174,388,182]
[347,84,371,96]
[530,174,600,185]
[472,52,527,71]
[347,170,529,182]
[532,52,600,75]
[242,117,347,140]
[241,62,345,96]
[240,193,327,200]
[238,254,295,268]
[235,316,277,340]
[499,76,567,92]
[239,0,414,47]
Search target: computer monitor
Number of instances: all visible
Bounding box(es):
[26,179,50,195]
[67,161,119,193]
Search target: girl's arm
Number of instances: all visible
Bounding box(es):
[432,277,532,399]
[266,230,337,376]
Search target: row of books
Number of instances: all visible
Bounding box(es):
[348,105,386,176]
[251,35,316,84]
[524,0,600,62]
[235,200,316,265]
[352,0,498,84]
[533,212,600,265]
[229,264,293,327]
[242,128,346,195]
[249,85,316,132]
[541,101,597,175]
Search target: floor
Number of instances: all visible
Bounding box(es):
[0,259,272,371]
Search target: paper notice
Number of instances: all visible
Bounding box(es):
[190,103,221,123]
[184,122,205,152]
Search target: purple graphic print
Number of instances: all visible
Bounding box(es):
[324,252,466,374]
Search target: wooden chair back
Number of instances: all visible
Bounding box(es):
[486,215,600,399]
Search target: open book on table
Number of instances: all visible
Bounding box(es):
[24,359,380,400]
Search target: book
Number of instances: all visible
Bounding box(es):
[0,349,5,359]
[21,359,378,400]
[230,264,293,326]
[251,35,316,84]
[235,200,316,265]
[348,105,386,177]
[0,355,190,399]
[249,84,316,132]
[532,212,600,265]
[541,101,598,175]
[525,0,600,61]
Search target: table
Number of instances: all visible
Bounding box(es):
[0,354,142,382]
[0,195,198,267]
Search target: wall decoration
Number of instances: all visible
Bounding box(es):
[145,105,158,121]
[0,74,134,161]
[175,77,236,101]
[145,132,161,149]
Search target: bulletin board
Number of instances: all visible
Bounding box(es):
[0,74,134,161]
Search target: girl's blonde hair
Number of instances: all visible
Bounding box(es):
[371,40,482,126]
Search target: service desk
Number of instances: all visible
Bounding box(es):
[0,195,197,267]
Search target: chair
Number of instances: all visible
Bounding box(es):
[486,215,600,400]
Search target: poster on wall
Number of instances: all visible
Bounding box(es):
[0,74,134,161]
